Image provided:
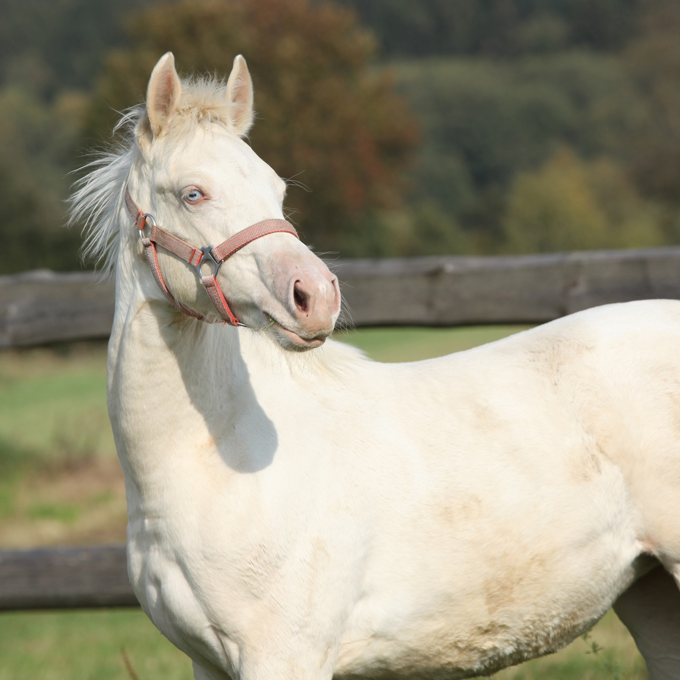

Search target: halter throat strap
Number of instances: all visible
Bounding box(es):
[124,189,298,326]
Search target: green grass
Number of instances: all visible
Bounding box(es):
[334,325,532,363]
[27,501,82,524]
[493,612,647,679]
[0,343,118,533]
[0,343,113,462]
[0,609,645,680]
[0,609,192,680]
[0,329,648,679]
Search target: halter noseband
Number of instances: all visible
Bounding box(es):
[125,189,298,327]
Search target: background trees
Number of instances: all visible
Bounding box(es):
[333,0,644,58]
[393,51,656,253]
[502,147,663,253]
[0,0,679,272]
[0,0,157,273]
[83,0,418,256]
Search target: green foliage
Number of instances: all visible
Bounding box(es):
[0,86,87,274]
[502,146,664,253]
[393,52,662,252]
[625,1,680,204]
[0,0,159,96]
[396,51,649,188]
[0,0,678,267]
[83,0,419,256]
[335,201,475,258]
[333,0,646,59]
[0,610,193,680]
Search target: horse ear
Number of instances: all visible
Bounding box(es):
[225,55,254,137]
[146,52,182,137]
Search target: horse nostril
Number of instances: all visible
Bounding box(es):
[293,281,309,313]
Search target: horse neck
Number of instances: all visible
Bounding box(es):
[107,174,358,506]
[108,198,278,500]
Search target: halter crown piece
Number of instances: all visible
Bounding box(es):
[125,189,299,327]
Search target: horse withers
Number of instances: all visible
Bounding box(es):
[70,52,680,680]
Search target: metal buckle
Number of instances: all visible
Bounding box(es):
[194,246,222,281]
[138,213,156,239]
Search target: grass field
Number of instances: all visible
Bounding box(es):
[0,327,648,679]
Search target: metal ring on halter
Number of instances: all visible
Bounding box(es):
[138,213,156,239]
[194,246,222,281]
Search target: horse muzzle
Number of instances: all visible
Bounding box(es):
[268,257,341,350]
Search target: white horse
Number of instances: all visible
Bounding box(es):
[71,53,680,680]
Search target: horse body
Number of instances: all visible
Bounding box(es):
[111,294,676,678]
[73,53,680,680]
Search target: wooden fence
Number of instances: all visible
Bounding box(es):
[3,246,680,347]
[0,546,136,610]
[2,245,680,609]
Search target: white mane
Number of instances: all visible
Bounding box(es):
[68,112,139,274]
[68,76,246,274]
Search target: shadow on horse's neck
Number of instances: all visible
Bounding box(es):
[124,300,281,475]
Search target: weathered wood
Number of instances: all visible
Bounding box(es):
[0,545,137,610]
[0,269,114,348]
[2,247,680,347]
[331,247,680,327]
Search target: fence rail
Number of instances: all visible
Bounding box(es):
[2,246,680,609]
[2,246,680,348]
[0,546,136,611]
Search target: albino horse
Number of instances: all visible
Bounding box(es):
[72,52,680,680]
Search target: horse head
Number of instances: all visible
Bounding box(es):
[125,53,341,350]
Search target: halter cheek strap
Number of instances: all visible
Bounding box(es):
[124,189,298,327]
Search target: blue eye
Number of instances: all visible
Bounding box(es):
[184,189,204,204]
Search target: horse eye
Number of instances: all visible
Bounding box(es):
[184,189,204,204]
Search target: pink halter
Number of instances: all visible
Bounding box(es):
[125,189,298,326]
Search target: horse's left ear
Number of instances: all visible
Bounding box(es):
[225,55,254,137]
[146,52,182,137]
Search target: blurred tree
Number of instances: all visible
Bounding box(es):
[0,0,670,270]
[0,0,160,98]
[0,87,86,273]
[0,0,159,273]
[333,0,646,59]
[391,201,476,256]
[502,146,663,253]
[348,201,475,258]
[394,52,652,250]
[0,160,84,274]
[626,1,680,204]
[0,0,651,97]
[83,0,418,256]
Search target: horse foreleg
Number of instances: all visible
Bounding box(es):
[613,565,680,680]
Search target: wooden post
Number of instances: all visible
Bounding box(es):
[0,546,138,611]
[0,270,114,348]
